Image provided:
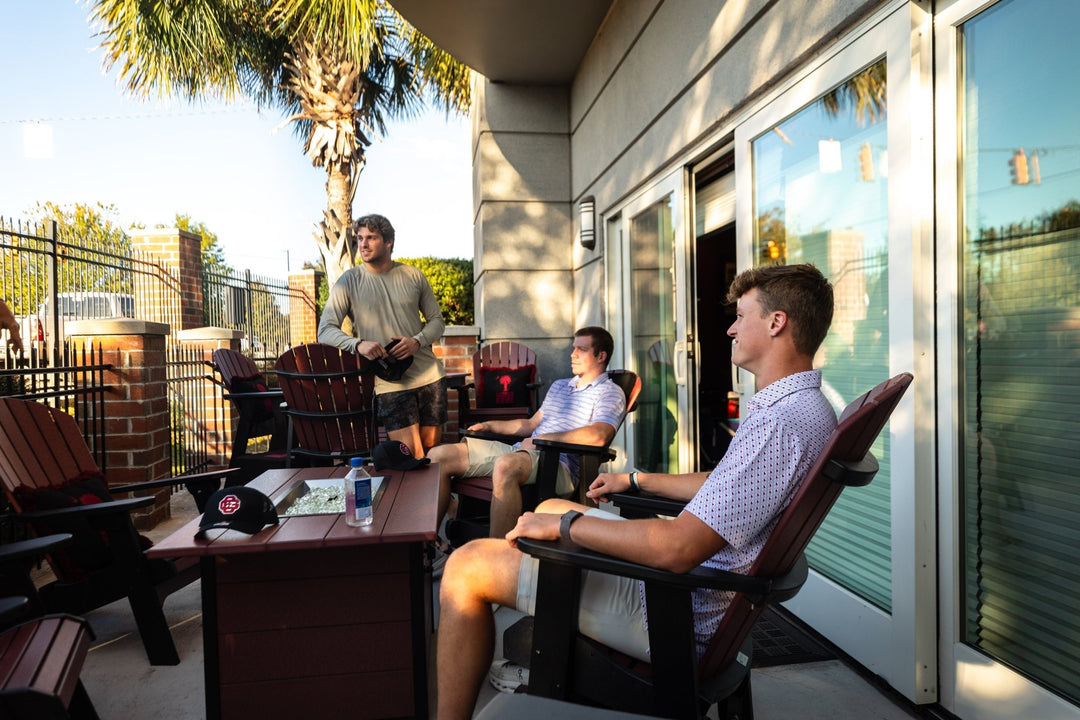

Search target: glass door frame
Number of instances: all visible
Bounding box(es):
[734,1,935,703]
[605,167,697,474]
[934,0,1080,716]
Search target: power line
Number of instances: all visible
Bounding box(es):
[0,104,263,126]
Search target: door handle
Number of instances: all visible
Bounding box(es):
[673,340,687,386]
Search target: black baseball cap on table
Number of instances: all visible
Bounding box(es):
[196,486,279,538]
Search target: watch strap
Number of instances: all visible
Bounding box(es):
[560,510,584,542]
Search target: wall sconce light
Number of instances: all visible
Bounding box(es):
[579,195,596,250]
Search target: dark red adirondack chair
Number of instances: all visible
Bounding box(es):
[448,369,641,545]
[211,348,289,482]
[0,397,232,665]
[274,343,378,466]
[511,372,913,719]
[457,341,544,429]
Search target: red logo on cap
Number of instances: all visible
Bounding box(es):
[218,494,241,515]
[398,442,412,457]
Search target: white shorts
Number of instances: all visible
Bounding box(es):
[515,507,651,662]
[463,436,574,496]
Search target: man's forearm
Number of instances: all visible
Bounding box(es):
[533,422,614,447]
[634,471,710,502]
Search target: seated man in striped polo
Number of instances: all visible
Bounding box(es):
[428,326,627,540]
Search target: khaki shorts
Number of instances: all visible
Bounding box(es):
[515,507,651,662]
[463,436,574,496]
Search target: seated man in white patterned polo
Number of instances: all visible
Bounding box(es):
[427,326,627,540]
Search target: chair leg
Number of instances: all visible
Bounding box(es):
[716,673,753,720]
[69,679,102,720]
[127,579,180,665]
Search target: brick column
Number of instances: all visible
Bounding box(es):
[67,319,173,529]
[131,228,205,331]
[434,326,478,437]
[288,269,322,346]
[177,327,245,472]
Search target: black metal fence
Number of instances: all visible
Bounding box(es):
[0,340,111,543]
[202,267,297,362]
[0,217,181,360]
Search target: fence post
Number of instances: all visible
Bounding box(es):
[68,318,173,529]
[45,220,58,359]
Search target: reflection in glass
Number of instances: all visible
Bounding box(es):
[751,58,892,610]
[629,195,679,473]
[960,0,1080,702]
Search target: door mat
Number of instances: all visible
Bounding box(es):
[751,606,837,667]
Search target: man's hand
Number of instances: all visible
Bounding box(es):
[355,339,386,359]
[586,472,631,503]
[505,511,561,549]
[388,336,420,359]
[467,422,491,433]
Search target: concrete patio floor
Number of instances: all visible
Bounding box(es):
[70,492,925,719]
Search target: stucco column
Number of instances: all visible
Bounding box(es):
[472,79,574,384]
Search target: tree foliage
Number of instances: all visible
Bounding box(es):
[86,0,472,288]
[313,256,473,326]
[396,257,473,326]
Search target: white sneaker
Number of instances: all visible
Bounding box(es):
[488,659,529,693]
[431,543,450,579]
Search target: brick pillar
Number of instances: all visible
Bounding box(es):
[177,327,245,472]
[434,326,478,437]
[288,269,322,346]
[67,318,173,529]
[131,228,205,331]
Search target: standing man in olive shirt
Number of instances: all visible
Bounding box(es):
[318,214,447,457]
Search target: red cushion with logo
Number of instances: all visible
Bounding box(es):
[478,366,535,407]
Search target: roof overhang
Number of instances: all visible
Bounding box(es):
[390,0,614,85]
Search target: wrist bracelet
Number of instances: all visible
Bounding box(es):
[628,471,640,493]
[560,510,584,542]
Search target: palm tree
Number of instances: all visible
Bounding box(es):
[87,0,471,287]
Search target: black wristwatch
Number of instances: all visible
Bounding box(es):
[560,510,584,542]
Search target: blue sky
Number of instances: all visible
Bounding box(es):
[0,2,474,279]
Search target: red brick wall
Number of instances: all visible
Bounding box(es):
[69,321,174,529]
[434,327,478,437]
[131,228,205,332]
[289,269,322,346]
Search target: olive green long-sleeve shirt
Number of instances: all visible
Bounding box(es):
[317,262,445,394]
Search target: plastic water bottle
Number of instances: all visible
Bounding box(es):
[344,457,373,527]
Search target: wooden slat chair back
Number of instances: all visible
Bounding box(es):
[211,348,288,481]
[274,343,378,465]
[699,371,913,679]
[459,341,543,428]
[0,397,211,666]
[0,613,98,719]
[212,347,261,387]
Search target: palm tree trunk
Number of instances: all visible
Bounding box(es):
[319,158,355,289]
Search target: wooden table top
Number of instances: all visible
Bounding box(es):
[147,464,440,559]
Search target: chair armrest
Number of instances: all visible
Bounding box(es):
[0,596,29,626]
[0,534,73,563]
[111,466,240,494]
[19,496,154,523]
[515,537,792,599]
[223,389,284,402]
[609,491,688,519]
[531,437,615,461]
[460,429,527,444]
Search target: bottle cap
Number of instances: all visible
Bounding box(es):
[350,457,365,467]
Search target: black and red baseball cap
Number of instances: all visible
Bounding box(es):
[196,486,279,538]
